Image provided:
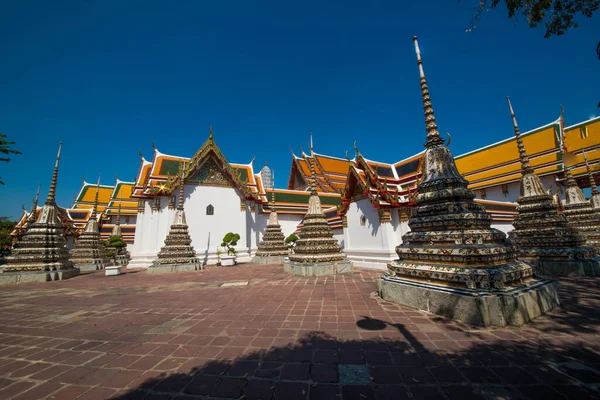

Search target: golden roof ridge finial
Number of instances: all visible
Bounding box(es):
[151,141,156,151]
[353,140,360,158]
[209,125,214,140]
[138,149,144,159]
[178,162,186,211]
[583,149,598,195]
[413,36,443,148]
[46,142,62,206]
[507,97,534,175]
[28,185,41,223]
[90,175,101,219]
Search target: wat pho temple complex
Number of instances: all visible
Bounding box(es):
[3,38,600,326]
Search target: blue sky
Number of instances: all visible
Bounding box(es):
[0,0,598,218]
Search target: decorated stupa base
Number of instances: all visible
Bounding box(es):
[379,37,559,327]
[284,199,351,277]
[252,214,290,264]
[563,203,600,249]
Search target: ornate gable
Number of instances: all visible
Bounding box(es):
[164,127,260,201]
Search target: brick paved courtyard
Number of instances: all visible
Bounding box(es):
[0,264,599,400]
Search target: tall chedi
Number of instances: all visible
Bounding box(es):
[558,111,600,250]
[148,163,202,273]
[583,150,600,210]
[379,37,559,327]
[253,169,290,264]
[505,97,598,276]
[1,143,79,284]
[284,149,351,276]
[70,176,112,271]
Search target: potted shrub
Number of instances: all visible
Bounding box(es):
[220,232,240,266]
[285,233,298,253]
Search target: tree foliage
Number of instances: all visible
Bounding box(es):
[221,232,240,256]
[462,0,599,37]
[285,233,299,247]
[0,217,17,250]
[0,133,22,186]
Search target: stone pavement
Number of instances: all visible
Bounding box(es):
[0,264,599,400]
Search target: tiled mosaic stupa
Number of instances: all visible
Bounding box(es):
[378,37,559,327]
[561,159,600,250]
[70,176,112,271]
[583,150,600,210]
[505,97,598,276]
[252,170,290,264]
[148,163,202,273]
[0,143,79,284]
[284,155,351,276]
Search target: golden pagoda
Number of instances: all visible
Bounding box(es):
[284,152,351,276]
[148,163,202,273]
[1,144,79,284]
[253,169,290,264]
[70,176,113,271]
[379,37,559,327]
[505,97,597,276]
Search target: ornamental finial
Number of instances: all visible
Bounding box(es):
[209,125,214,140]
[151,141,156,151]
[138,149,144,159]
[310,132,314,155]
[583,149,598,195]
[413,36,443,148]
[115,192,122,227]
[90,175,101,219]
[28,185,41,223]
[507,97,534,175]
[353,140,360,157]
[345,150,351,162]
[178,162,186,211]
[270,168,276,210]
[45,142,62,206]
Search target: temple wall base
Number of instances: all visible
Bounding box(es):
[76,262,108,272]
[344,249,396,270]
[147,263,204,274]
[0,268,80,284]
[536,257,600,277]
[378,275,559,327]
[251,255,288,265]
[283,260,353,277]
[128,253,157,268]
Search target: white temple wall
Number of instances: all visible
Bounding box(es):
[276,214,303,239]
[491,221,514,235]
[344,199,397,270]
[184,185,250,265]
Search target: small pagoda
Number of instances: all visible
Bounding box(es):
[70,176,112,271]
[379,37,559,327]
[105,194,131,276]
[505,97,598,276]
[583,150,600,210]
[284,157,351,276]
[1,143,79,284]
[560,164,600,250]
[148,163,202,273]
[253,170,290,264]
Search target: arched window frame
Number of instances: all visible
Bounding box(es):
[206,204,214,216]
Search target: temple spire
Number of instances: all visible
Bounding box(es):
[209,125,214,140]
[583,149,598,195]
[310,132,314,156]
[27,185,41,223]
[271,168,276,210]
[45,142,62,205]
[115,193,122,227]
[413,36,443,148]
[507,97,534,175]
[178,163,186,211]
[90,175,101,219]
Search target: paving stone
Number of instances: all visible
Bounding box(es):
[281,363,310,380]
[311,363,338,383]
[373,384,410,400]
[184,375,220,396]
[243,379,276,399]
[342,384,375,400]
[274,381,308,399]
